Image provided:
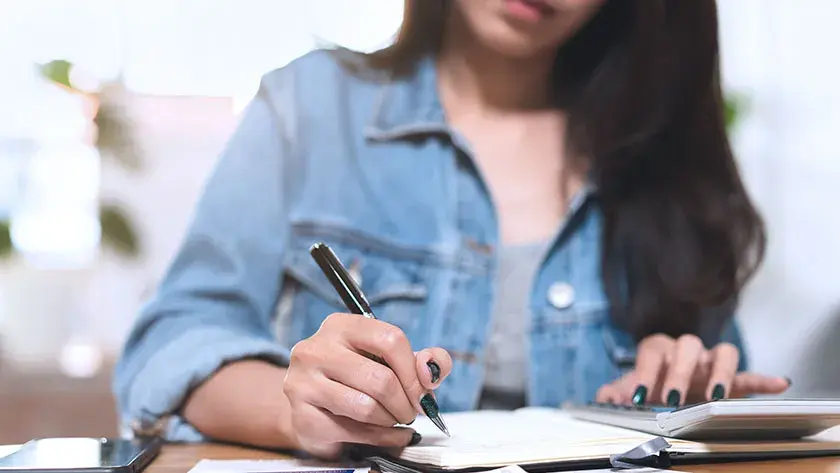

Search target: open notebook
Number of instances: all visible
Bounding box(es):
[365,408,840,473]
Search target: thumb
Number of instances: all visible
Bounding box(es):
[415,348,453,390]
[730,372,791,398]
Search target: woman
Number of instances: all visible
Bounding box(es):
[114,0,790,459]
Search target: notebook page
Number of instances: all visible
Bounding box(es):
[188,459,369,473]
[400,409,656,469]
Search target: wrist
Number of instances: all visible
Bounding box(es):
[273,374,301,450]
[184,359,299,450]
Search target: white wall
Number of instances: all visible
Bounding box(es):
[92,94,237,350]
[0,0,404,364]
[719,0,840,392]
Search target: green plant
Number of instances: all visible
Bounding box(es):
[0,220,11,258]
[724,92,748,132]
[0,59,142,260]
[99,204,140,256]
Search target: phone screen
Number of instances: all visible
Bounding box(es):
[0,438,159,471]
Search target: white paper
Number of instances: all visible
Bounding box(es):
[400,408,657,468]
[187,459,369,473]
[484,464,686,473]
[0,445,22,459]
[413,408,651,450]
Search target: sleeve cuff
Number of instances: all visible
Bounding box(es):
[121,325,291,442]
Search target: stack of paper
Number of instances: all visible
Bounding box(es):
[400,408,655,469]
[0,446,21,460]
[387,407,840,471]
[188,407,840,473]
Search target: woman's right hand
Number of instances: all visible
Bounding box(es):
[282,312,453,459]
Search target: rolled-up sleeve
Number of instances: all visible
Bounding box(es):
[112,71,296,441]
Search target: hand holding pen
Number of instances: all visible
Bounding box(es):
[280,242,451,459]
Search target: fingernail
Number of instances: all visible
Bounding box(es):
[711,383,725,401]
[632,385,647,406]
[667,389,681,407]
[409,431,422,446]
[419,393,440,417]
[785,377,793,387]
[427,361,441,384]
[406,417,415,425]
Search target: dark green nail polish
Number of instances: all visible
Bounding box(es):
[785,377,793,387]
[409,432,422,446]
[419,393,439,417]
[711,384,725,400]
[667,389,681,407]
[632,385,647,406]
[427,361,441,384]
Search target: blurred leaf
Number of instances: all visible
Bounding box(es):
[31,60,144,260]
[724,93,748,132]
[39,59,74,89]
[0,220,12,259]
[99,204,140,257]
[95,96,142,171]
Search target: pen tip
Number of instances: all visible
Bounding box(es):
[430,414,450,437]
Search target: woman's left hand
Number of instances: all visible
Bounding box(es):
[595,334,791,407]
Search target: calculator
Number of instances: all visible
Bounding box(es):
[565,398,840,441]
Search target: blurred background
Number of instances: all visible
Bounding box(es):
[0,0,838,445]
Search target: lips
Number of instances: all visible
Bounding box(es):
[504,0,557,21]
[519,0,556,15]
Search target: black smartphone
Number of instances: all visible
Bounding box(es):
[0,437,163,473]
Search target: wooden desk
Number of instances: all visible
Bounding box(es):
[147,444,284,473]
[147,444,840,473]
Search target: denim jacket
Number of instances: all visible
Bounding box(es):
[112,49,747,441]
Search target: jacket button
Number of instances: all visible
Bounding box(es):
[547,282,575,309]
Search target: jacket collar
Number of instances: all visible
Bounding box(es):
[365,55,449,141]
[361,53,599,195]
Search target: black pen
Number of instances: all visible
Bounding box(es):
[309,242,450,437]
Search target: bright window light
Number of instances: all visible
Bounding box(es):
[0,1,404,101]
[120,0,402,98]
[0,0,405,268]
[307,0,403,52]
[11,143,101,269]
[59,341,104,378]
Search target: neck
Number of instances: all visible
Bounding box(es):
[437,16,557,112]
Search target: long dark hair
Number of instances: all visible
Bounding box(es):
[365,0,766,340]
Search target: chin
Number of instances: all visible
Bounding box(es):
[477,25,560,59]
[448,0,605,60]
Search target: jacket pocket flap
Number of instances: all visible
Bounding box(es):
[283,243,429,309]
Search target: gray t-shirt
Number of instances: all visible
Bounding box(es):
[478,241,547,410]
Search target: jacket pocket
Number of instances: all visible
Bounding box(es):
[274,235,432,345]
